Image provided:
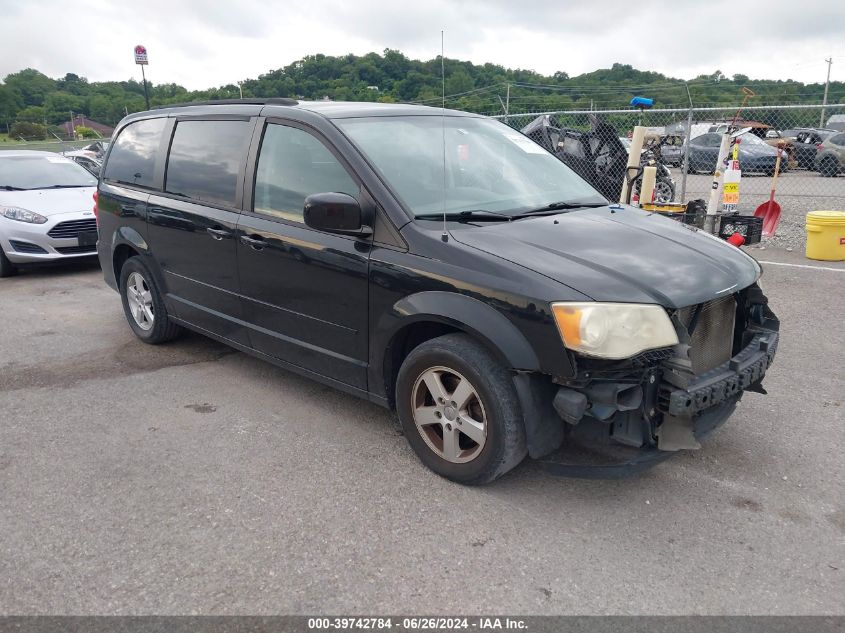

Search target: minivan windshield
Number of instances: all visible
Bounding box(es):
[336,116,606,218]
[0,154,97,190]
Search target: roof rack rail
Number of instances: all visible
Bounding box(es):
[151,98,298,110]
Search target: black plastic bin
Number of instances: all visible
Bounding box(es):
[718,214,763,245]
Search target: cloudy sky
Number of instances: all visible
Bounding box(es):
[1,0,842,89]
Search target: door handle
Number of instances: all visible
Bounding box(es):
[207,227,232,240]
[240,234,267,250]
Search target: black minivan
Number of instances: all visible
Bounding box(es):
[96,99,779,484]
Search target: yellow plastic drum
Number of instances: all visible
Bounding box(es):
[805,211,845,261]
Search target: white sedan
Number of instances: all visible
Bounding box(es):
[0,151,98,277]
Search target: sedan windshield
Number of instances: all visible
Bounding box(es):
[336,115,606,217]
[734,132,768,146]
[0,154,97,190]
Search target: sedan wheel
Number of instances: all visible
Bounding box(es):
[412,366,487,463]
[126,271,154,331]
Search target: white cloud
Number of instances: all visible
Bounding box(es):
[0,0,842,89]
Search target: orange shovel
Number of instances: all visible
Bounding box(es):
[754,146,783,237]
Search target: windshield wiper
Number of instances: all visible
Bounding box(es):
[416,209,513,222]
[514,201,607,218]
[33,184,93,189]
[1,185,27,191]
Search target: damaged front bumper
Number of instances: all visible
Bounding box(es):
[514,284,779,477]
[661,330,778,418]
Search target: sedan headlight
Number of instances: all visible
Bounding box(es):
[551,302,679,359]
[1,206,48,224]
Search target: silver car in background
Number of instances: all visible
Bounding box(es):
[0,151,98,277]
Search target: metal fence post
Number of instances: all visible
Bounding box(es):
[680,105,693,201]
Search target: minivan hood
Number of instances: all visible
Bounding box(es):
[450,206,761,309]
[0,187,96,217]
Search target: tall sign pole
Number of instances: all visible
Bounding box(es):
[134,45,150,110]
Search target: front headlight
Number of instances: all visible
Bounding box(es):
[551,302,679,359]
[1,206,48,224]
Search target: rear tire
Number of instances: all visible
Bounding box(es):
[119,256,183,344]
[0,249,18,278]
[395,333,527,485]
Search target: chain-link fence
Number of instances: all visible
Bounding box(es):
[494,103,845,250]
[4,101,844,250]
[0,138,107,154]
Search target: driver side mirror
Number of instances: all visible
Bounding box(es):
[303,192,372,237]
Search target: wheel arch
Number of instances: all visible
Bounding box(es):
[379,291,541,407]
[108,226,160,289]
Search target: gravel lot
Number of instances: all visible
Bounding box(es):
[672,169,845,250]
[1,251,843,615]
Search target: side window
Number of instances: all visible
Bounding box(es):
[561,135,585,159]
[165,119,251,207]
[253,123,358,223]
[103,117,166,187]
[830,134,845,146]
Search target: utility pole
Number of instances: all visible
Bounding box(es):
[680,82,694,202]
[238,81,244,99]
[820,57,833,127]
[504,83,510,125]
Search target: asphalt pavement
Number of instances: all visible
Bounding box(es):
[0,253,843,615]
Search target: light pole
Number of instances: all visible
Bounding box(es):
[238,81,244,99]
[140,65,150,110]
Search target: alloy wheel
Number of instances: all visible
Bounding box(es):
[411,366,487,463]
[653,180,674,203]
[126,271,154,331]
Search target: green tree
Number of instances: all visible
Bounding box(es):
[16,105,47,123]
[4,69,56,106]
[10,121,47,140]
[0,84,23,126]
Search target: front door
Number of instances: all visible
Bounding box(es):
[236,120,370,389]
[146,117,255,344]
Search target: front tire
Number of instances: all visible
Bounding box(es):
[819,156,839,177]
[395,333,527,485]
[0,249,18,278]
[119,256,183,344]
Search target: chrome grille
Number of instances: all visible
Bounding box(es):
[678,296,736,374]
[47,219,96,239]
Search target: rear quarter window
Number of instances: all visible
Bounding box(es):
[164,119,252,207]
[103,117,167,188]
[830,134,845,146]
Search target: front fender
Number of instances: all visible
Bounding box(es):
[387,291,541,371]
[374,291,570,458]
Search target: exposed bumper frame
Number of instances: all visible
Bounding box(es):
[661,329,779,418]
